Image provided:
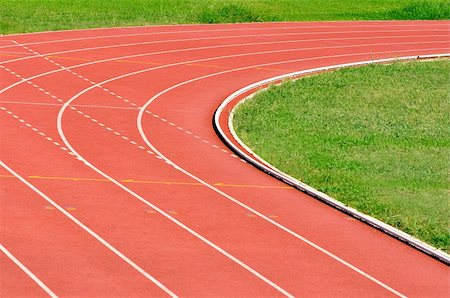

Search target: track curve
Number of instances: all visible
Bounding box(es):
[1,21,449,297]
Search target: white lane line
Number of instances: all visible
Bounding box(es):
[0,244,58,298]
[21,14,225,166]
[0,100,139,110]
[1,30,446,65]
[1,106,75,158]
[1,34,445,106]
[18,38,445,163]
[8,39,444,105]
[57,88,294,298]
[0,50,36,55]
[29,33,445,191]
[135,52,422,298]
[6,20,447,37]
[0,161,178,298]
[1,63,154,158]
[15,39,377,178]
[2,28,442,296]
[1,22,444,49]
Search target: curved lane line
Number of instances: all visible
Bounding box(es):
[214,55,450,265]
[1,34,445,95]
[0,243,58,298]
[135,53,434,298]
[1,22,445,49]
[0,160,178,298]
[53,46,437,298]
[3,20,445,40]
[1,28,445,64]
[3,38,445,98]
[55,79,294,298]
[5,29,444,296]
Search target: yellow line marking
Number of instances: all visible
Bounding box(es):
[0,174,291,189]
[26,175,107,182]
[213,182,290,189]
[47,55,92,62]
[115,59,162,66]
[0,52,34,57]
[121,178,201,186]
[43,205,76,211]
[186,63,234,70]
[255,66,290,72]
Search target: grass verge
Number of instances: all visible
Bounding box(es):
[0,0,448,34]
[233,60,450,252]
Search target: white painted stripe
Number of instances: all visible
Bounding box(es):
[1,34,445,102]
[0,161,178,298]
[136,53,432,298]
[0,244,58,298]
[0,101,139,110]
[1,22,444,49]
[57,84,295,298]
[1,31,446,66]
[4,40,446,115]
[2,30,446,296]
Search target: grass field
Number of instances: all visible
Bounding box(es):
[0,0,448,34]
[233,60,450,252]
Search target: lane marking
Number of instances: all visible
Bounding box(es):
[0,65,158,159]
[20,42,422,295]
[1,22,445,49]
[11,41,236,158]
[1,106,74,158]
[0,174,291,189]
[57,87,295,298]
[2,30,446,296]
[0,244,58,298]
[136,51,425,297]
[1,29,447,65]
[36,34,446,296]
[0,161,178,298]
[13,39,443,163]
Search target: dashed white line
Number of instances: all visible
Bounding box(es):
[1,106,75,158]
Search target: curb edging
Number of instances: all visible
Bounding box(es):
[213,54,450,265]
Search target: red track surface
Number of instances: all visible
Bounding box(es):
[0,21,449,297]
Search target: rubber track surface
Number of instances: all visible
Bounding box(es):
[0,21,449,297]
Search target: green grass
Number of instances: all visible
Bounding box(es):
[0,0,448,34]
[233,60,450,251]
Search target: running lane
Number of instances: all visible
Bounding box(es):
[0,21,448,297]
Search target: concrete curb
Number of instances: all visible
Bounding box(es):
[213,54,450,265]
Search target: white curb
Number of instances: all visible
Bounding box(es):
[214,54,450,265]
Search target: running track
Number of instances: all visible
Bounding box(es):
[0,21,449,297]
